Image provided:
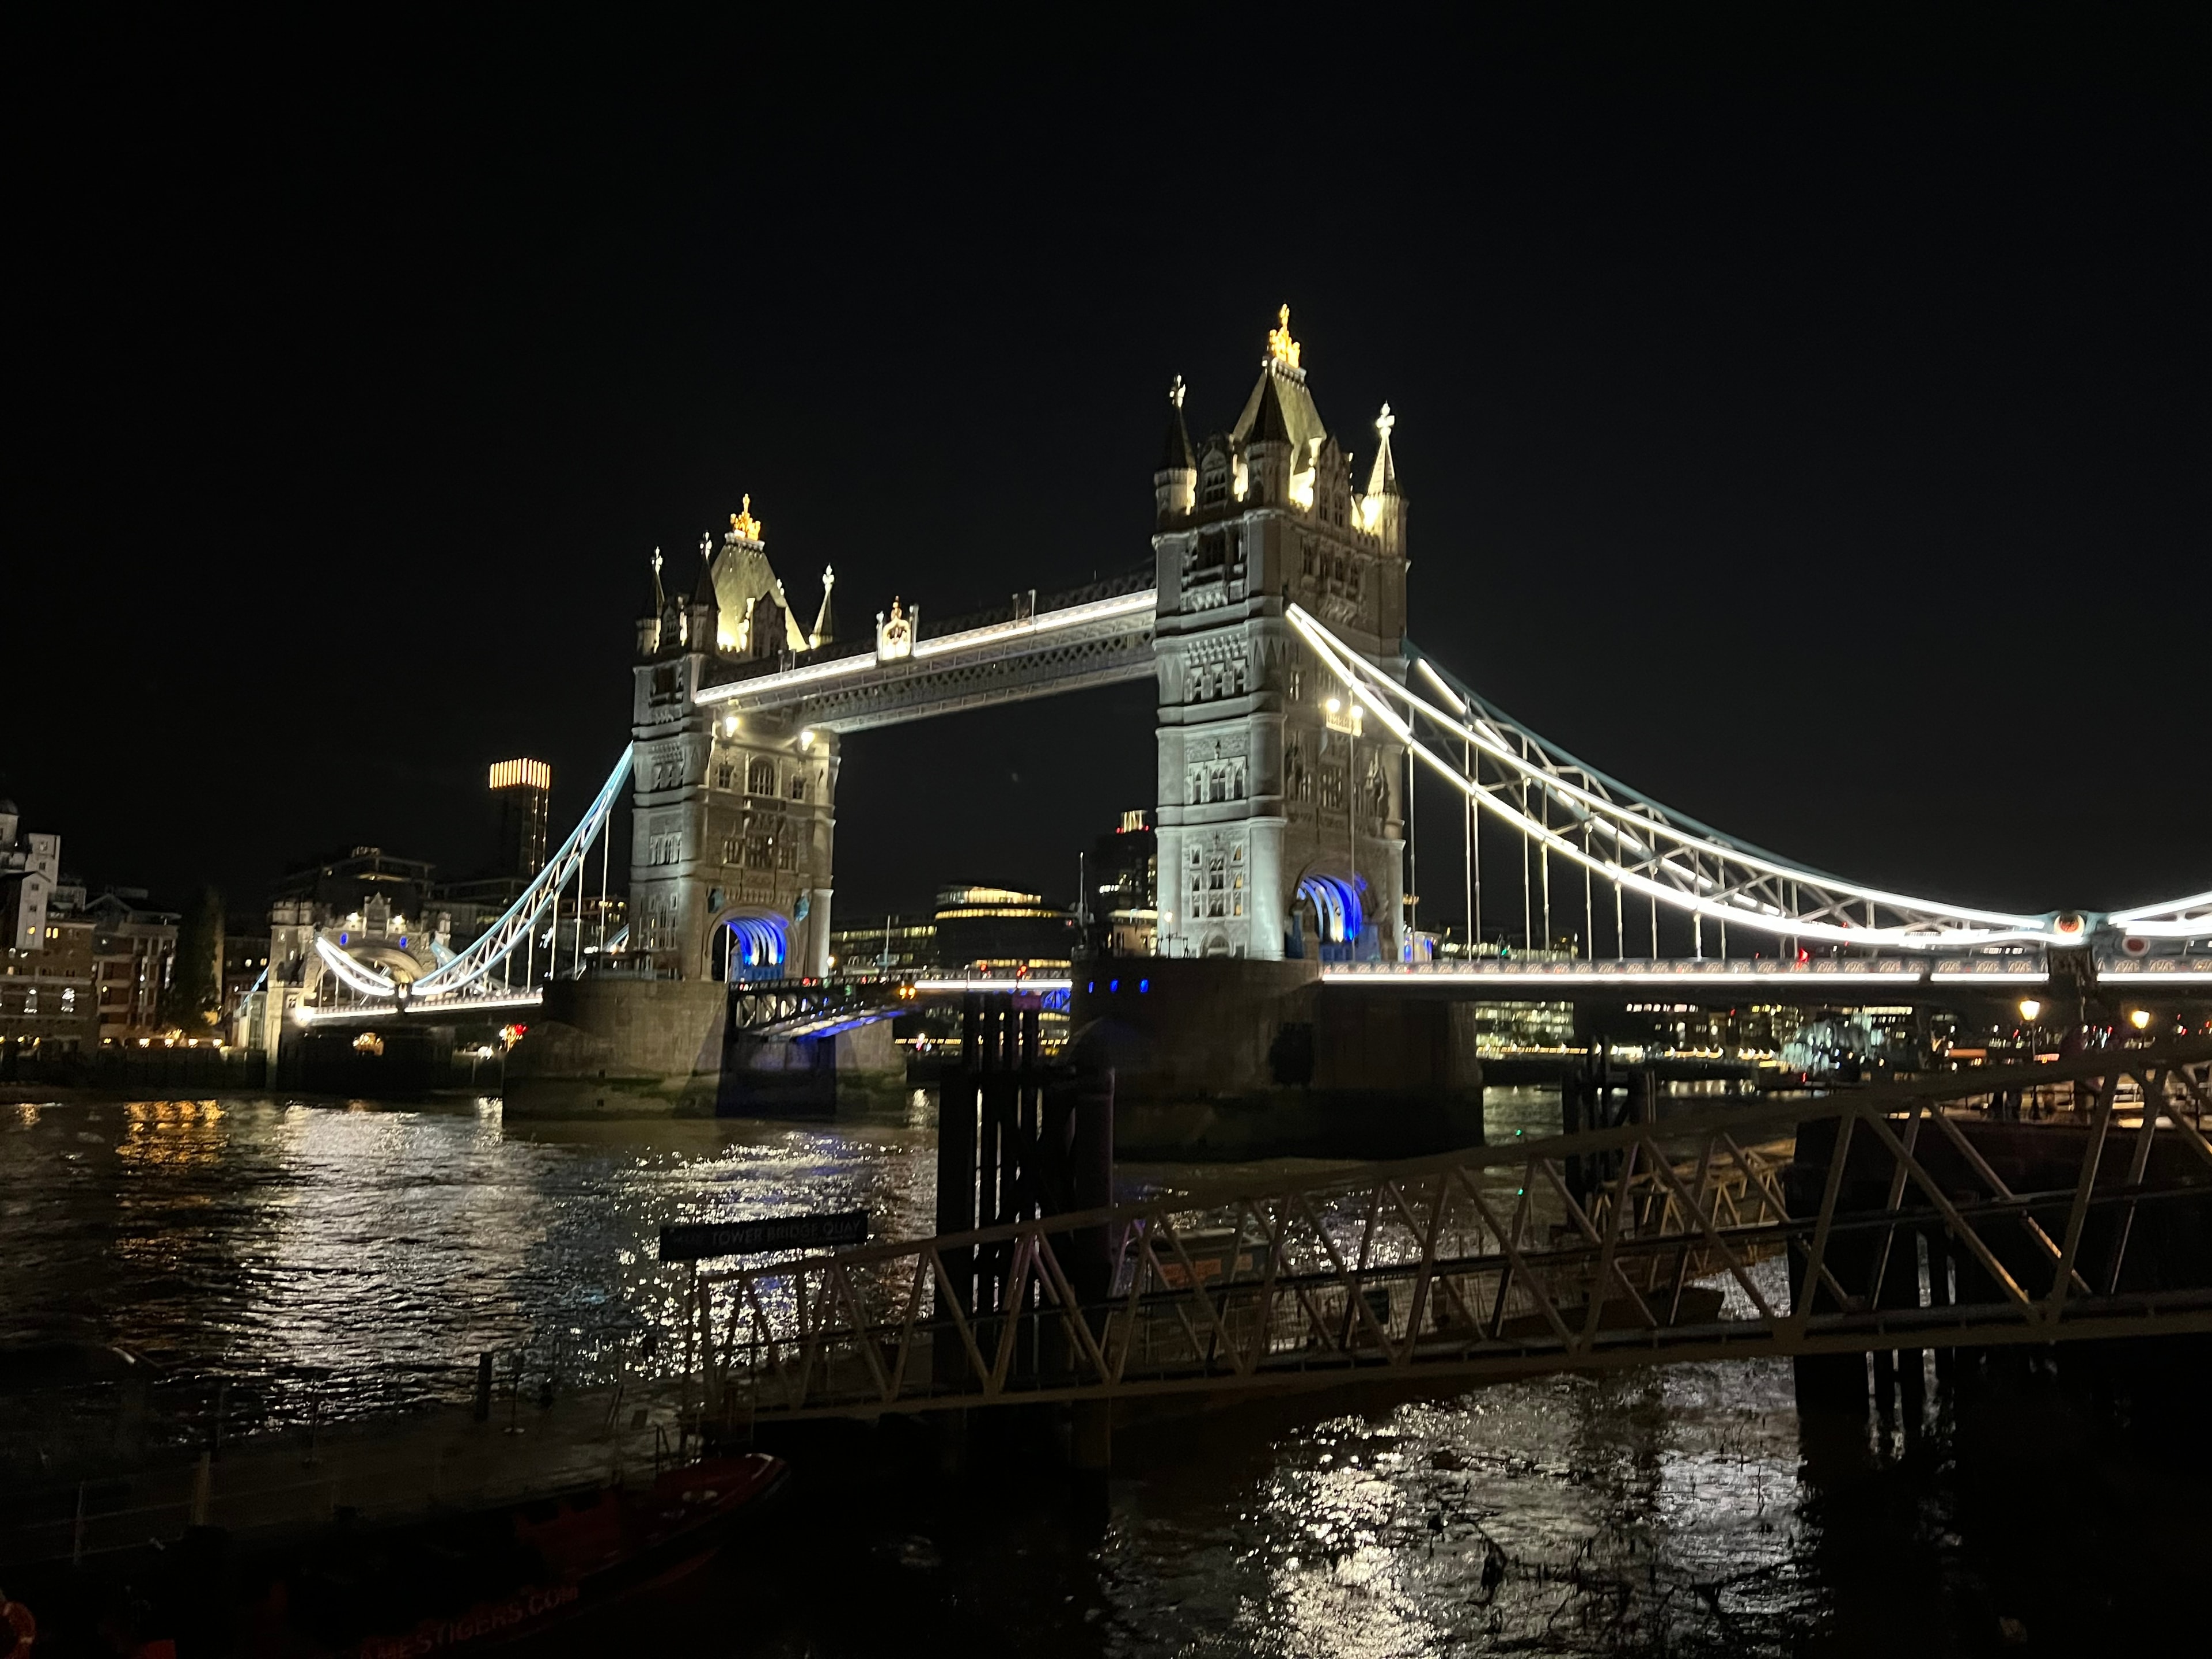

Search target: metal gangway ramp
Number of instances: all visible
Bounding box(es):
[686,1041,2212,1421]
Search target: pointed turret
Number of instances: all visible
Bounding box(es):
[1365,403,1400,496]
[636,547,668,658]
[1224,306,1331,510]
[1250,369,1292,444]
[1153,376,1196,523]
[1243,367,1294,506]
[688,533,719,653]
[1360,404,1407,555]
[1160,377,1195,471]
[809,565,839,650]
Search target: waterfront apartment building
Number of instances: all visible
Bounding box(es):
[0,801,99,1053]
[85,891,180,1040]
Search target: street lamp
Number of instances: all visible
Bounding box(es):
[2018,999,2041,1022]
[2128,1007,2153,1031]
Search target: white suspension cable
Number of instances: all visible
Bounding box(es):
[408,746,635,997]
[313,935,404,998]
[1284,604,2166,952]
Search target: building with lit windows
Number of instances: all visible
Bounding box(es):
[828,915,939,976]
[827,888,1078,978]
[1085,810,1158,958]
[85,891,179,1040]
[0,802,99,1053]
[490,758,552,878]
[931,887,1077,975]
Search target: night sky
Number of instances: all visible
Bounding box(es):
[12,16,2207,927]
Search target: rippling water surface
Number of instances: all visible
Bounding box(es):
[5,1089,2204,1655]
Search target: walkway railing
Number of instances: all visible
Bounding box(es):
[694,1041,2212,1419]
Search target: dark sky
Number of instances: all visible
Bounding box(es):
[10,14,2207,926]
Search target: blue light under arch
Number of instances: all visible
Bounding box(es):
[1296,874,1365,945]
[723,915,789,979]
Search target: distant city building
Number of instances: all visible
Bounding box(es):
[825,886,1077,978]
[1085,810,1157,958]
[1,804,101,1052]
[85,890,180,1040]
[490,758,552,878]
[224,915,272,1021]
[0,798,60,956]
[827,915,939,976]
[931,886,1077,976]
[270,846,440,925]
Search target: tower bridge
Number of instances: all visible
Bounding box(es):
[260,307,2209,1085]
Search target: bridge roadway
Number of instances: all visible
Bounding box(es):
[684,1040,2212,1422]
[289,974,1069,1032]
[291,949,2210,1033]
[1323,953,2212,1006]
[695,569,1157,733]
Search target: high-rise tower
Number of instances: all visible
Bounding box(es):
[1152,307,1410,962]
[488,758,552,878]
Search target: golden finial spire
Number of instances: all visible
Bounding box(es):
[729,492,764,543]
[1266,304,1302,371]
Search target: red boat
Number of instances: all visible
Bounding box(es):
[28,1452,791,1658]
[312,1453,790,1658]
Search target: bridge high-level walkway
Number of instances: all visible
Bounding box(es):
[685,1041,2212,1422]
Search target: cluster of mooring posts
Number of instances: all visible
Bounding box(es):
[930,995,1116,1464]
[668,1040,2212,1471]
[1558,1050,1658,1206]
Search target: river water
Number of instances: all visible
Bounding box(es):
[3,1090,2205,1654]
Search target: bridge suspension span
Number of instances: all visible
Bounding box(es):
[306,747,635,1012]
[1283,603,2209,962]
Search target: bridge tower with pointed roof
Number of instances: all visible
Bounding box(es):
[1151,306,1411,962]
[630,506,841,981]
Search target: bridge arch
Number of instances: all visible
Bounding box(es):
[341,942,433,983]
[710,906,793,982]
[1286,870,1368,962]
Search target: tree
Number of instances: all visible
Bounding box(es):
[168,884,224,1031]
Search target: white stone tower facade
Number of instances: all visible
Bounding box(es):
[629,503,840,981]
[1152,309,1411,962]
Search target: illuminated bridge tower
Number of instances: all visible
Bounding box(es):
[630,500,840,980]
[1152,309,1410,961]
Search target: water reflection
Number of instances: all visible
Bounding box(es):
[0,1093,945,1431]
[7,1086,2205,1653]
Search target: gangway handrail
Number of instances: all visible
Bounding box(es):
[689,1040,2212,1419]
